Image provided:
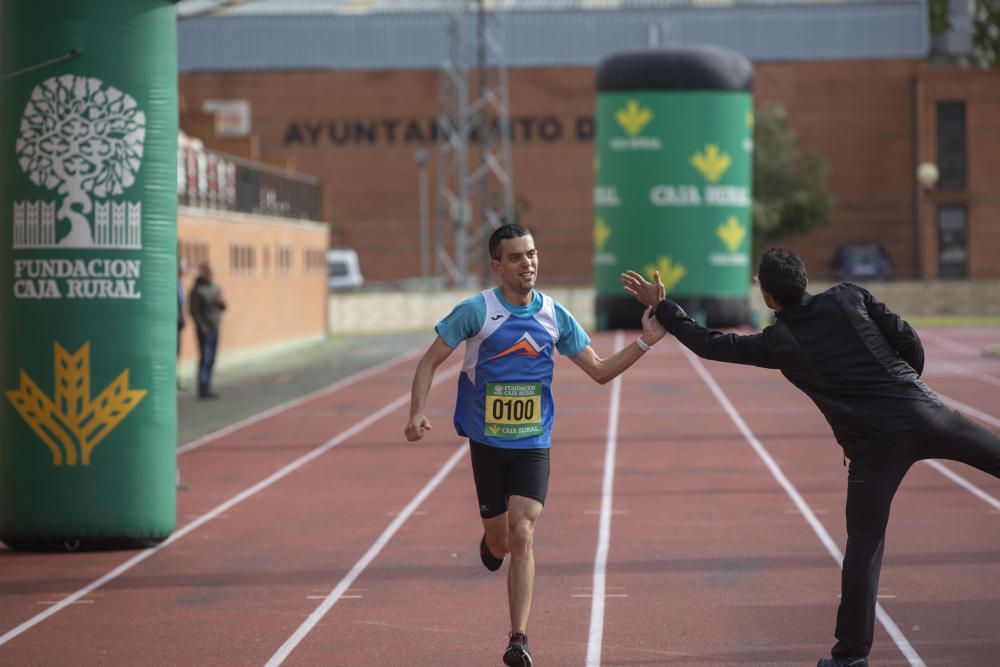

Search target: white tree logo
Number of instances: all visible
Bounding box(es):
[14,75,145,248]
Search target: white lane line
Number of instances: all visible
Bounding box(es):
[921,391,1000,513]
[177,346,424,455]
[0,363,458,648]
[920,331,986,357]
[924,460,1000,512]
[586,330,625,667]
[265,442,468,667]
[681,347,925,667]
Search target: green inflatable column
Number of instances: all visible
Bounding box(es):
[0,0,179,550]
[594,47,753,329]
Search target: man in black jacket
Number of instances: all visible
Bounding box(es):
[621,248,1000,667]
[189,262,227,399]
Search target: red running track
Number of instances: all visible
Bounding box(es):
[0,328,998,666]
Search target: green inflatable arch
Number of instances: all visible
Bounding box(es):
[0,0,179,550]
[594,47,754,329]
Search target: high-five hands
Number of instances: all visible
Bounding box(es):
[620,270,667,347]
[620,270,665,309]
[640,304,667,346]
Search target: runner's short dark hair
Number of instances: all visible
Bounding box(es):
[488,224,532,260]
[757,248,807,307]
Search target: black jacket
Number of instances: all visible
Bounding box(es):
[655,283,943,457]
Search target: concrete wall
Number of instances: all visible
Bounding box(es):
[808,280,1000,318]
[329,286,597,335]
[331,280,1000,335]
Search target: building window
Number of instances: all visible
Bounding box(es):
[179,240,209,273]
[304,248,326,272]
[937,205,967,279]
[276,245,293,274]
[936,102,966,190]
[229,244,256,275]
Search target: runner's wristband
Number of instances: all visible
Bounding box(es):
[635,336,651,352]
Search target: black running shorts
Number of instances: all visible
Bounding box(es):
[469,440,550,519]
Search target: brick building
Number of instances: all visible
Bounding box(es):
[176,0,1000,284]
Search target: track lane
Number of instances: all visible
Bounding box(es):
[598,341,859,665]
[1,328,997,665]
[0,393,462,663]
[0,360,458,661]
[0,354,428,637]
[272,334,622,666]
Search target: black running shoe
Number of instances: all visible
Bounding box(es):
[503,631,532,667]
[479,533,504,571]
[817,657,868,667]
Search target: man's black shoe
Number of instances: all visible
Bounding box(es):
[502,631,532,667]
[818,657,868,667]
[479,533,503,571]
[198,392,220,400]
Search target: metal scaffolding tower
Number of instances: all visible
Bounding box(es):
[435,0,515,287]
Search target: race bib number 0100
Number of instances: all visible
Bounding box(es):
[485,382,542,439]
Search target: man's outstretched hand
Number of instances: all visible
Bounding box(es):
[620,270,665,309]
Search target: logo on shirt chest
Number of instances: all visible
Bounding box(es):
[487,332,549,361]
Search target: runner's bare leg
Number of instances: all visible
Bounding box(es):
[506,494,543,633]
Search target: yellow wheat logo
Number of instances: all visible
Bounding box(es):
[615,101,653,137]
[594,216,611,250]
[690,144,731,183]
[644,257,687,294]
[717,216,746,253]
[5,342,147,466]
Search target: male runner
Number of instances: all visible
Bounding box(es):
[622,248,1000,667]
[405,223,665,666]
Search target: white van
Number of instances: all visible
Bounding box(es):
[326,248,364,290]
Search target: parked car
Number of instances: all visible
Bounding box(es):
[327,248,364,290]
[833,243,892,281]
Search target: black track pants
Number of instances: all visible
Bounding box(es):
[832,407,1000,658]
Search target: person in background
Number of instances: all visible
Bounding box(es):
[177,258,187,390]
[189,261,227,399]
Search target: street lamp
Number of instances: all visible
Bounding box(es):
[414,148,430,279]
[917,161,939,190]
[914,161,939,280]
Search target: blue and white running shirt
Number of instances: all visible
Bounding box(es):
[436,288,590,449]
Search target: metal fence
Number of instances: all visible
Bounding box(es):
[178,144,321,222]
